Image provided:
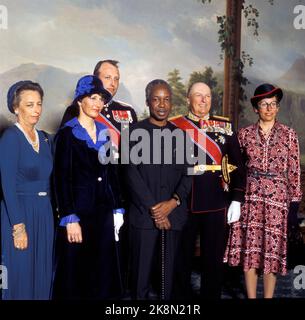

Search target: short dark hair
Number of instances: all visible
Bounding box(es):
[93,59,119,76]
[145,79,172,105]
[13,82,44,110]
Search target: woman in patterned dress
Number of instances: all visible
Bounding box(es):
[225,83,302,298]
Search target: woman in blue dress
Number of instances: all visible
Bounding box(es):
[0,81,54,299]
[52,75,124,299]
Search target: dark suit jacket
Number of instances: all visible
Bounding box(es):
[125,119,192,230]
[54,126,121,218]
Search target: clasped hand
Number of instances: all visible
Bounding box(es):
[150,199,177,230]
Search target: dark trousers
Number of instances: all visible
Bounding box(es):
[130,226,180,300]
[175,210,227,299]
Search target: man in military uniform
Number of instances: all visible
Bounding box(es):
[92,60,137,145]
[170,82,246,299]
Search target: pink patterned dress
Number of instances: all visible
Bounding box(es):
[225,121,302,275]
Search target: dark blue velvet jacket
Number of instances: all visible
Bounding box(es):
[54,119,122,218]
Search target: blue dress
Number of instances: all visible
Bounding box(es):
[0,125,54,300]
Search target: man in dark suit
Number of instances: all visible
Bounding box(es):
[125,79,192,300]
[170,82,246,299]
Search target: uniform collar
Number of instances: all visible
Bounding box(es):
[104,99,115,108]
[187,111,210,122]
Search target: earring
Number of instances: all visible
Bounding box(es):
[15,111,19,115]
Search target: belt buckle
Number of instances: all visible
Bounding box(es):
[38,192,47,196]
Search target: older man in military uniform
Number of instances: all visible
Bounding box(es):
[170,82,246,299]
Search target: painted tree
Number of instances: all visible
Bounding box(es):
[167,69,187,116]
[167,66,223,117]
[200,0,275,127]
[189,67,218,89]
[139,108,149,121]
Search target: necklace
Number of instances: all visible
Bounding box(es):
[261,127,272,136]
[15,123,40,153]
[258,121,274,138]
[89,124,97,140]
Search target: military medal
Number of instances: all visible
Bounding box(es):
[112,110,133,123]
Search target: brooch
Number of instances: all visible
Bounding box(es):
[218,135,226,144]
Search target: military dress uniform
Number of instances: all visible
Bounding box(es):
[96,100,137,292]
[170,112,246,299]
[101,100,137,130]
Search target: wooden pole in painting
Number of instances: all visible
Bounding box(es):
[223,0,243,129]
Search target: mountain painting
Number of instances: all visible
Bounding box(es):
[0,0,305,141]
[0,1,304,154]
[1,0,305,299]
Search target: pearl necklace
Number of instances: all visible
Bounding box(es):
[15,123,40,153]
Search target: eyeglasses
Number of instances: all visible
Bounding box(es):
[258,101,279,109]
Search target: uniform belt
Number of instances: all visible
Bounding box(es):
[194,164,222,173]
[248,169,278,178]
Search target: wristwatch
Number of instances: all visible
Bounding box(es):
[172,193,181,207]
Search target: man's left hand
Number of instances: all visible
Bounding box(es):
[151,199,177,222]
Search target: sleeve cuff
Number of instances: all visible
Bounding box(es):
[59,214,80,227]
[113,208,125,215]
[231,188,245,203]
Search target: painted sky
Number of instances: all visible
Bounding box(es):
[0,0,304,111]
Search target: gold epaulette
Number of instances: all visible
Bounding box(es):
[212,115,230,121]
[169,114,184,121]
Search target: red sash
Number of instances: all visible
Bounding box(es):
[96,114,120,149]
[169,116,222,164]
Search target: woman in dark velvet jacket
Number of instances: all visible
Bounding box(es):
[52,75,125,299]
